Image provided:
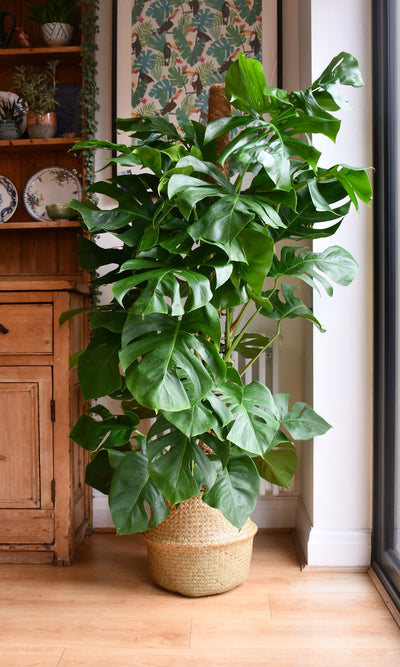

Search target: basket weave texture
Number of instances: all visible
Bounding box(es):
[144,495,258,597]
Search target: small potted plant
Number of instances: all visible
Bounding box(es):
[65,52,372,596]
[0,98,24,139]
[11,60,59,138]
[26,0,77,46]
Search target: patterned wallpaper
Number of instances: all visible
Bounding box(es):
[130,0,262,125]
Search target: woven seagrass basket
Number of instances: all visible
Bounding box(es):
[143,495,258,597]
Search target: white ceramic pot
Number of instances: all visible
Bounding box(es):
[41,22,73,47]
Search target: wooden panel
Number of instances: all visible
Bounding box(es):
[0,381,40,508]
[0,303,53,354]
[0,229,82,277]
[0,550,54,563]
[0,366,54,542]
[0,509,54,543]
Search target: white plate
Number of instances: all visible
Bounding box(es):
[0,175,18,223]
[0,91,27,135]
[23,167,82,221]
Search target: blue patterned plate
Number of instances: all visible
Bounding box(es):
[0,175,18,223]
[23,167,82,221]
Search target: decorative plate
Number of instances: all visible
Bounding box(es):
[0,91,27,135]
[23,167,82,222]
[0,175,18,223]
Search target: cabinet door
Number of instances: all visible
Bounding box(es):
[0,366,54,543]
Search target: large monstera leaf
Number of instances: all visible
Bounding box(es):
[77,329,122,400]
[146,418,217,505]
[202,451,260,529]
[119,311,225,412]
[219,379,281,456]
[113,258,213,316]
[253,395,331,488]
[270,245,358,296]
[254,437,298,488]
[108,451,169,534]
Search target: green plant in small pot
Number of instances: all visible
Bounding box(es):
[65,52,372,596]
[11,60,59,138]
[26,0,77,46]
[0,99,24,139]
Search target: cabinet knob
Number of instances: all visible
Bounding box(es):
[0,323,9,334]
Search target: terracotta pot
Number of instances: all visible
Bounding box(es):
[41,22,73,47]
[26,111,57,139]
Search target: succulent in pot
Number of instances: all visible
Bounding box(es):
[26,0,77,46]
[0,99,24,139]
[64,53,372,556]
[11,60,59,138]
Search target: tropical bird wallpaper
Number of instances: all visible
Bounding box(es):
[130,0,263,125]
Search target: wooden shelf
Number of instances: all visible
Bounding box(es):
[0,220,82,230]
[0,277,89,292]
[0,137,82,151]
[0,45,82,58]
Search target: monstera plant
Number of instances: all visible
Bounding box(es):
[65,52,372,536]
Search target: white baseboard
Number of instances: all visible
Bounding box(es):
[295,499,372,568]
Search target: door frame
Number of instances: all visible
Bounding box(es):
[372,0,400,609]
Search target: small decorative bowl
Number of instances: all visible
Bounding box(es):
[45,203,77,220]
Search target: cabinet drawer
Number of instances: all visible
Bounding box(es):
[0,304,53,354]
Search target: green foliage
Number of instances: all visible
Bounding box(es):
[78,0,99,189]
[11,60,59,115]
[26,0,77,25]
[0,99,22,121]
[66,52,372,535]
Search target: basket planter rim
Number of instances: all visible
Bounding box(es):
[143,518,258,549]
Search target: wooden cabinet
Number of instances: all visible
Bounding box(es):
[0,2,94,563]
[0,284,90,564]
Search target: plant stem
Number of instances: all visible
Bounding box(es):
[240,321,281,377]
[224,304,261,361]
[224,308,233,357]
[230,301,251,338]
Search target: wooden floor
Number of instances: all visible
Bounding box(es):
[0,532,399,666]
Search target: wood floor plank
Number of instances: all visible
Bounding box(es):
[0,531,398,666]
[58,647,400,666]
[0,647,63,667]
[0,616,191,650]
[268,590,390,618]
[189,615,400,650]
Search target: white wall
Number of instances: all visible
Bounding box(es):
[295,0,374,567]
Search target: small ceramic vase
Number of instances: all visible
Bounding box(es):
[0,120,21,139]
[41,22,73,47]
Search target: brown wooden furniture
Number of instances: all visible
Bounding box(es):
[0,2,92,563]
